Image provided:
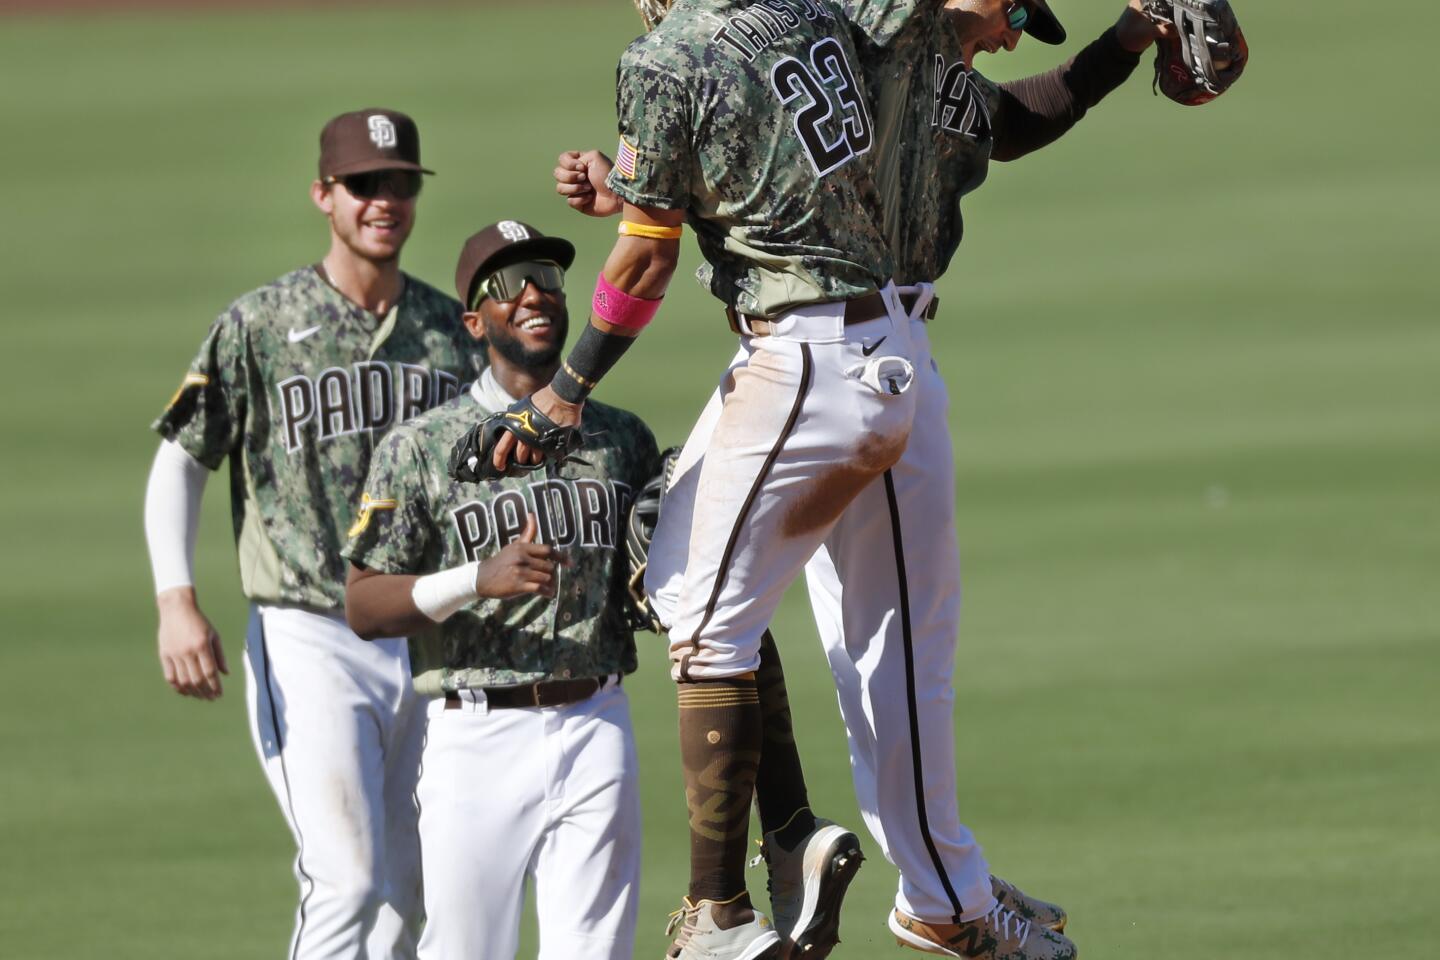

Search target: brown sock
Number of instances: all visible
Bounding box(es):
[679,676,762,926]
[754,630,817,851]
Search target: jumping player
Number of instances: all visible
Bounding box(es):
[550,0,1179,957]
[478,0,942,956]
[343,220,658,960]
[806,2,1176,954]
[143,109,481,959]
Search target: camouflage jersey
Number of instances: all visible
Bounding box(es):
[606,0,899,319]
[342,370,660,696]
[846,1,1142,284]
[153,266,481,610]
[844,0,1002,285]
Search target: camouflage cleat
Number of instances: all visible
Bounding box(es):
[756,818,865,959]
[990,876,1067,933]
[888,904,1078,960]
[665,897,783,960]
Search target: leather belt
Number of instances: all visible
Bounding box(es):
[727,292,939,337]
[443,675,616,711]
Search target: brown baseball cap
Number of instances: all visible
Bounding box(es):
[318,108,435,179]
[455,221,577,308]
[1024,0,1066,45]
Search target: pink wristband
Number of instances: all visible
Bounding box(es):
[592,274,662,330]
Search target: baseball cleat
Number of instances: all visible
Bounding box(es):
[888,904,1078,960]
[990,875,1067,933]
[666,896,783,960]
[755,818,865,960]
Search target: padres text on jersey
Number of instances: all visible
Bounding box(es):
[153,266,480,609]
[344,386,661,694]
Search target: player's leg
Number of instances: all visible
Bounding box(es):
[367,638,425,960]
[665,306,918,683]
[753,630,816,844]
[643,358,728,629]
[649,403,851,954]
[532,682,641,960]
[413,697,545,960]
[661,304,917,948]
[242,606,398,960]
[803,310,994,924]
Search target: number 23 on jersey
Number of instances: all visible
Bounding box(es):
[772,37,872,177]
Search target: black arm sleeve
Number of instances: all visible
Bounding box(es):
[991,27,1143,163]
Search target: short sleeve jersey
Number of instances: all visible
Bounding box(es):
[844,0,1003,284]
[606,0,896,318]
[152,266,482,610]
[342,383,661,695]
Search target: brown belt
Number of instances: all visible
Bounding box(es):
[443,675,616,711]
[727,292,939,337]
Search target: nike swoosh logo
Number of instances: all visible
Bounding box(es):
[861,336,887,357]
[288,325,323,343]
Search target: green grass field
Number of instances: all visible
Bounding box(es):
[1,2,1436,957]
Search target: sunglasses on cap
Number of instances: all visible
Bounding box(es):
[472,260,566,309]
[324,170,424,201]
[1004,0,1029,31]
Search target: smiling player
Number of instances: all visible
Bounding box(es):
[143,108,481,960]
[344,220,659,960]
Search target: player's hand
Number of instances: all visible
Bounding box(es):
[554,150,622,218]
[491,386,585,474]
[474,514,557,599]
[1118,0,1176,52]
[157,587,229,701]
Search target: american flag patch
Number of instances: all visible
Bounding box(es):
[615,137,638,180]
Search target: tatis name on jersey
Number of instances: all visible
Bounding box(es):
[277,362,469,453]
[711,0,834,62]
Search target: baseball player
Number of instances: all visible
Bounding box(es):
[804,2,1176,955]
[342,220,660,960]
[469,1,940,957]
[547,1,1188,957]
[142,109,482,959]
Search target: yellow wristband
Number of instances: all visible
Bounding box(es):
[561,360,598,390]
[618,221,683,240]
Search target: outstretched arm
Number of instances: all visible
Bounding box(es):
[990,0,1171,162]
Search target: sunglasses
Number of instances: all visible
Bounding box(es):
[325,170,424,201]
[1004,0,1029,31]
[473,260,566,308]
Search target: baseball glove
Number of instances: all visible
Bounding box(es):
[447,395,584,483]
[1142,0,1248,106]
[625,447,681,633]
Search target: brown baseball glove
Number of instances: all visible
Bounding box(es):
[1142,0,1249,106]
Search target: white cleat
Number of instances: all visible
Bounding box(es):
[665,897,783,960]
[756,818,865,960]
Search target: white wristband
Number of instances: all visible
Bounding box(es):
[411,562,481,623]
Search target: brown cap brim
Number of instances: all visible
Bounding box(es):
[1025,0,1066,45]
[326,158,436,178]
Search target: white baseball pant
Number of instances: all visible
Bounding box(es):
[413,681,640,960]
[648,289,920,682]
[647,286,995,924]
[243,605,424,960]
[805,289,995,924]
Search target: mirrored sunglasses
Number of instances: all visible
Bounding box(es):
[1004,0,1029,31]
[474,260,566,308]
[326,170,424,201]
